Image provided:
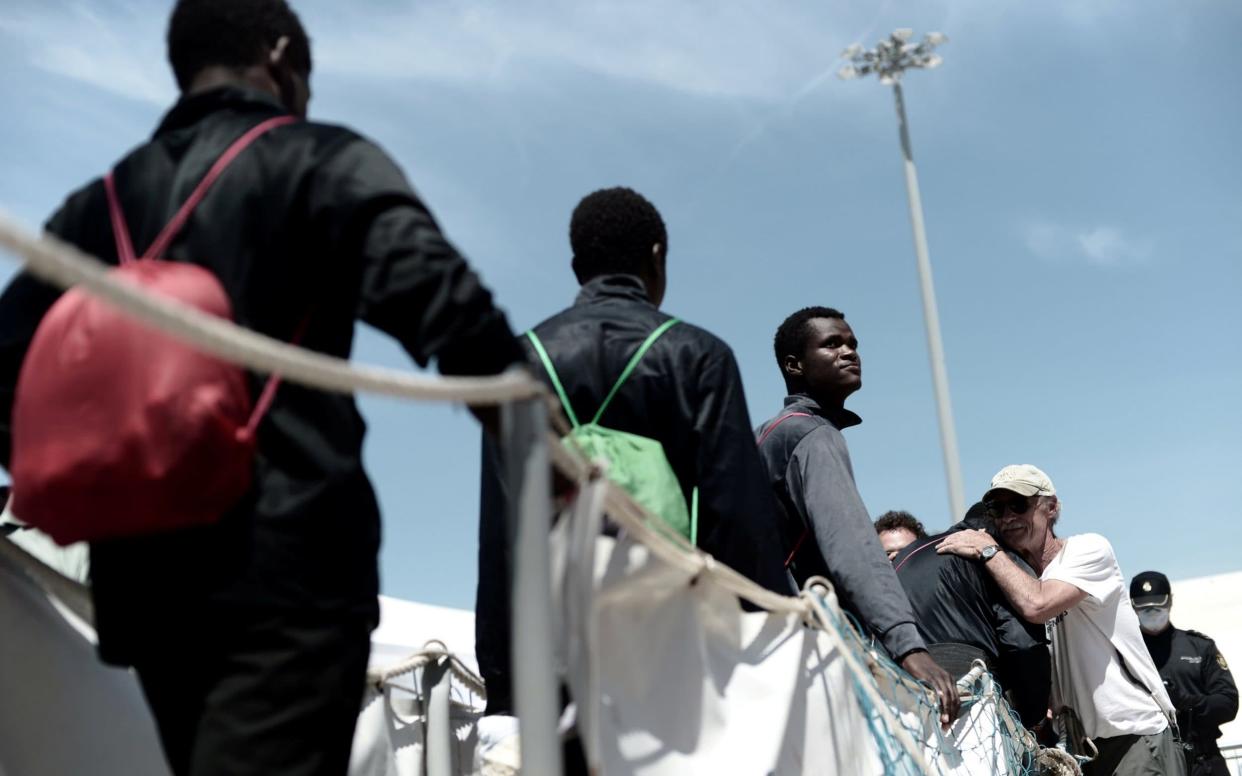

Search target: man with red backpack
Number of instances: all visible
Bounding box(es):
[0,1,523,773]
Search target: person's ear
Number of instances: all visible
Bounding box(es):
[265,35,308,117]
[644,242,668,307]
[782,354,803,380]
[269,35,291,68]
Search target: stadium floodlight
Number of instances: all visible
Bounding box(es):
[839,29,949,85]
[837,29,966,523]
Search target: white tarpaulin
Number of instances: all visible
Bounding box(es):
[550,479,1036,776]
[0,535,488,776]
[559,532,882,775]
[0,539,170,776]
[3,513,1045,776]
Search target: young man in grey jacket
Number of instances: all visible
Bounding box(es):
[755,305,960,726]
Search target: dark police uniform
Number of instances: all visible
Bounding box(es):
[1132,572,1239,776]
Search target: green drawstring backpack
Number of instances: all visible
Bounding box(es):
[527,319,697,544]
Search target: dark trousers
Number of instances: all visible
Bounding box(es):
[1085,727,1186,776]
[1188,750,1229,776]
[133,610,371,776]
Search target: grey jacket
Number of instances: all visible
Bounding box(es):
[755,394,924,659]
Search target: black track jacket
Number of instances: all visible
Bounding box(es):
[0,86,523,663]
[475,274,788,713]
[893,519,1051,726]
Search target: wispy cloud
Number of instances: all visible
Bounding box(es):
[0,0,886,105]
[1024,220,1154,267]
[309,1,864,101]
[1,0,1146,110]
[0,1,174,106]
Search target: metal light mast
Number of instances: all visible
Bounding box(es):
[839,29,967,522]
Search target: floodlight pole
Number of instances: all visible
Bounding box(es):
[890,80,967,523]
[840,31,966,522]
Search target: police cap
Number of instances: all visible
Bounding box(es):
[1130,570,1171,608]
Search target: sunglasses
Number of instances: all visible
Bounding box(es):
[985,496,1033,518]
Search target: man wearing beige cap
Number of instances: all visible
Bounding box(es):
[938,465,1184,776]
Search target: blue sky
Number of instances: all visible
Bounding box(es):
[1,0,1239,610]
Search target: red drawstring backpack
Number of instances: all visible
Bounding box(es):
[9,115,297,545]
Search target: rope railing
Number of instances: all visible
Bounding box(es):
[366,640,487,698]
[0,212,818,619]
[804,578,935,773]
[0,212,542,406]
[0,213,958,774]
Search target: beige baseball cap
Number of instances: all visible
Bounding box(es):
[985,464,1056,499]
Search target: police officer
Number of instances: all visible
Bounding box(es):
[1131,571,1239,776]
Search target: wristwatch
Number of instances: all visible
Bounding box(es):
[980,544,1000,562]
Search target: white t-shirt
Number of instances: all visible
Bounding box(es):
[1042,533,1172,739]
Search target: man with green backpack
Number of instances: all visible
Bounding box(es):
[474,187,788,717]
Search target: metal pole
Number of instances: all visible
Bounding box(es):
[891,81,967,522]
[501,398,563,776]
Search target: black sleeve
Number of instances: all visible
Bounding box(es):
[689,344,788,595]
[991,556,1051,726]
[474,432,514,715]
[0,202,85,471]
[786,427,923,658]
[308,137,523,377]
[1190,641,1238,728]
[994,606,1051,727]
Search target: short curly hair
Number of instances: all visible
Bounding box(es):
[168,0,312,92]
[773,306,845,369]
[570,187,667,279]
[874,510,926,539]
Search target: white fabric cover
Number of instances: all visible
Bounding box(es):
[557,525,882,775]
[1,500,1040,776]
[369,595,480,679]
[348,680,482,776]
[0,542,171,776]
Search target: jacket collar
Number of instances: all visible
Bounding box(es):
[154,86,287,138]
[573,274,655,308]
[783,393,862,430]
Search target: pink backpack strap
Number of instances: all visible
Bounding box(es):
[893,537,939,573]
[144,115,297,259]
[103,171,138,266]
[757,411,815,567]
[241,316,310,439]
[103,114,302,440]
[103,114,296,264]
[757,411,812,446]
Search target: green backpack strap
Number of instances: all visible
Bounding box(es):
[526,330,580,429]
[591,318,681,425]
[531,319,697,543]
[690,486,699,546]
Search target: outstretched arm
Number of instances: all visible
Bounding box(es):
[786,428,960,725]
[937,529,1086,624]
